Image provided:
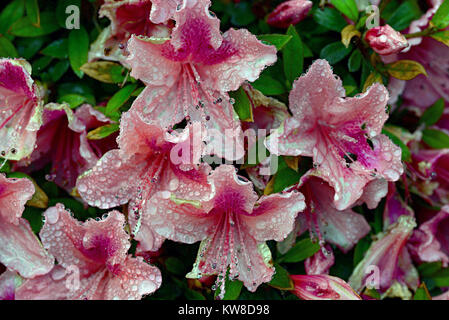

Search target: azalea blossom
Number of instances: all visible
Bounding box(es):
[0,58,43,161]
[140,164,305,294]
[349,215,419,298]
[267,0,313,29]
[365,25,408,56]
[290,274,361,300]
[0,174,54,278]
[15,204,161,300]
[16,104,117,193]
[89,0,178,63]
[304,244,335,275]
[126,0,277,159]
[76,110,212,252]
[408,205,449,267]
[265,59,403,210]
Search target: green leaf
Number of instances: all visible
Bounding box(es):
[87,123,119,140]
[431,0,449,29]
[41,59,70,82]
[0,0,25,35]
[25,0,40,26]
[348,49,362,72]
[387,0,422,31]
[385,60,427,80]
[68,27,89,78]
[430,30,449,48]
[22,206,44,234]
[313,7,348,32]
[214,272,244,300]
[9,11,59,37]
[0,37,18,57]
[41,38,68,59]
[16,36,47,59]
[268,263,294,290]
[57,82,96,106]
[80,61,127,84]
[353,235,372,267]
[165,257,187,276]
[418,262,442,278]
[422,129,449,149]
[31,55,52,74]
[320,41,352,64]
[257,34,292,51]
[382,129,411,162]
[420,98,445,126]
[413,283,432,300]
[330,0,358,22]
[251,74,286,96]
[229,87,252,122]
[105,84,138,117]
[58,93,87,109]
[283,25,303,87]
[228,2,256,26]
[278,238,321,263]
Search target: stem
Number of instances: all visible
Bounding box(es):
[404,27,437,39]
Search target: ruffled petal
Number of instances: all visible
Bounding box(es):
[305,245,335,275]
[0,175,34,225]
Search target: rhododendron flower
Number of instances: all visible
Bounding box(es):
[126,0,277,160]
[408,205,449,267]
[290,274,361,300]
[265,59,403,210]
[77,110,212,252]
[383,182,414,228]
[140,165,305,293]
[267,0,313,29]
[349,216,419,298]
[365,25,408,56]
[0,59,43,161]
[296,174,371,252]
[89,0,178,63]
[17,104,117,193]
[0,175,54,278]
[304,245,334,275]
[15,204,161,300]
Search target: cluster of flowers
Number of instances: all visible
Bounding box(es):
[1,0,449,300]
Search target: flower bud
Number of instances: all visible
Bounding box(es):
[290,274,361,300]
[267,0,313,29]
[365,25,408,55]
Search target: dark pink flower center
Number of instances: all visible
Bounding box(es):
[116,1,155,37]
[79,234,118,269]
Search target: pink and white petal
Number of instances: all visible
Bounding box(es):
[133,224,165,253]
[241,191,305,242]
[76,150,145,209]
[357,179,388,210]
[265,116,316,157]
[142,191,215,243]
[383,182,414,228]
[171,0,222,50]
[408,207,449,267]
[198,29,277,92]
[104,256,161,300]
[369,134,404,182]
[289,59,346,122]
[0,270,20,300]
[127,36,181,87]
[0,175,34,225]
[0,218,54,279]
[75,104,112,130]
[150,0,179,24]
[305,245,335,275]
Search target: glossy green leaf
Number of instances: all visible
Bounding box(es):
[68,27,89,78]
[229,87,252,122]
[0,37,18,58]
[348,49,362,72]
[257,34,292,51]
[278,238,321,263]
[105,84,137,116]
[320,41,352,64]
[420,98,445,126]
[0,0,25,35]
[413,283,431,300]
[431,0,449,29]
[422,129,449,149]
[387,0,422,31]
[251,74,286,96]
[41,38,68,59]
[313,7,348,32]
[25,0,40,25]
[283,25,303,87]
[9,11,59,37]
[269,263,294,290]
[330,0,358,22]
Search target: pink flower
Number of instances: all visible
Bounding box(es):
[126,0,277,160]
[141,165,305,293]
[76,110,212,253]
[267,0,313,29]
[16,104,117,193]
[89,0,178,63]
[304,245,335,275]
[365,25,408,56]
[290,274,361,300]
[266,59,403,210]
[0,174,54,278]
[0,59,43,161]
[15,204,161,300]
[383,182,414,228]
[297,175,371,252]
[408,205,449,267]
[348,216,419,296]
